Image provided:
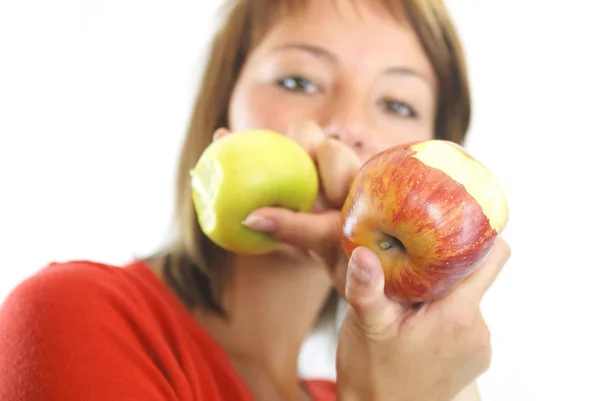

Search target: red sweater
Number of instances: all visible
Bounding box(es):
[0,260,336,401]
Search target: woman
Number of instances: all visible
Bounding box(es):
[0,0,511,400]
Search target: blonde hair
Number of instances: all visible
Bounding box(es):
[161,0,472,317]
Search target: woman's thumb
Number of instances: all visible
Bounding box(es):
[345,247,404,340]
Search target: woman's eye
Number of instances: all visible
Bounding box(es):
[277,77,319,94]
[381,99,417,118]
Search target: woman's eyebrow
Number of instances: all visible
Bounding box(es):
[384,66,430,84]
[271,43,338,64]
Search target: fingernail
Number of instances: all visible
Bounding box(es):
[212,127,229,141]
[242,214,275,232]
[351,256,372,284]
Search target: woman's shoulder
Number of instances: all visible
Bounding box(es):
[0,259,172,359]
[2,260,128,316]
[0,259,155,320]
[0,258,196,348]
[0,259,203,400]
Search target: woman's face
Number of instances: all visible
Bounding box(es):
[228,0,438,163]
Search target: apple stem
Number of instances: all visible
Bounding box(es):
[378,233,407,254]
[379,241,393,250]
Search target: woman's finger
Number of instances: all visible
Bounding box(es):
[315,138,362,208]
[212,127,230,141]
[242,207,341,262]
[285,121,327,159]
[344,247,406,341]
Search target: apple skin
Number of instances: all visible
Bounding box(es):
[340,139,509,305]
[190,129,319,255]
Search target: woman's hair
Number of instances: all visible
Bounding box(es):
[161,0,472,318]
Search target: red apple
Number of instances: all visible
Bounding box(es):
[340,139,509,305]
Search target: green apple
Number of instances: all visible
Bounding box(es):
[190,129,319,254]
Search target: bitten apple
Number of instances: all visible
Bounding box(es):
[340,139,509,305]
[190,129,319,255]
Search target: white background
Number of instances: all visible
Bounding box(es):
[1,1,599,400]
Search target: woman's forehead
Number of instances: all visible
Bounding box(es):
[246,0,435,80]
[247,0,409,46]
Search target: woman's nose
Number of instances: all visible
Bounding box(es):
[321,97,369,151]
[323,123,365,149]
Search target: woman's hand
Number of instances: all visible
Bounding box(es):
[242,121,361,294]
[238,122,511,399]
[337,239,511,401]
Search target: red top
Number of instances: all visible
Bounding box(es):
[0,260,336,401]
